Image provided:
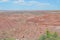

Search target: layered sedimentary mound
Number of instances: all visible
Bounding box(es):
[0,13,60,40]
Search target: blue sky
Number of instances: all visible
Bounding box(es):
[0,0,60,10]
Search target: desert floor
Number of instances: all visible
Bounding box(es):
[0,11,60,40]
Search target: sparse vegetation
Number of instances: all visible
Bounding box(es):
[0,38,15,40]
[0,31,15,40]
[38,29,60,40]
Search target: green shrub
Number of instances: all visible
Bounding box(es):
[38,29,60,40]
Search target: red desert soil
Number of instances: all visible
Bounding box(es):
[0,13,60,40]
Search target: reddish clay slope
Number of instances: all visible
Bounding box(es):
[0,13,60,40]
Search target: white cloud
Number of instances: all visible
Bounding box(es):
[27,1,50,6]
[18,0,24,2]
[0,0,51,7]
[0,0,8,2]
[13,0,25,5]
[13,0,50,7]
[13,0,24,3]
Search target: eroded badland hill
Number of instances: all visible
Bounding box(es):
[0,11,60,40]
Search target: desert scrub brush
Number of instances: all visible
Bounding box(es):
[38,29,60,40]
